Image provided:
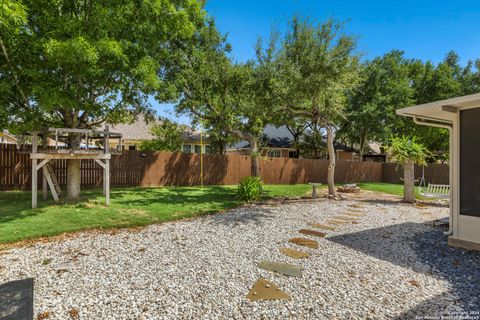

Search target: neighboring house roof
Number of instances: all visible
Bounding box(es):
[106,114,161,141]
[366,142,382,154]
[228,125,295,150]
[183,131,205,142]
[0,130,17,144]
[103,114,206,143]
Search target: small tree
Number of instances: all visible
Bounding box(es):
[386,136,430,203]
[139,118,184,152]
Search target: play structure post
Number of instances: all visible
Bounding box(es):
[31,132,38,209]
[104,125,110,206]
[200,123,204,188]
[42,168,48,200]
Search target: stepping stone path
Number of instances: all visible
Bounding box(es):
[298,229,326,238]
[308,223,336,231]
[327,219,348,225]
[246,204,367,301]
[258,261,302,277]
[280,247,310,259]
[333,216,360,221]
[349,204,364,209]
[247,278,291,301]
[343,212,365,217]
[288,237,319,249]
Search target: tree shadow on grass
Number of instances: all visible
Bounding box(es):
[111,186,238,208]
[0,192,45,224]
[327,221,480,316]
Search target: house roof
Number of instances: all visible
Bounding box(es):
[0,130,17,143]
[228,125,295,150]
[106,115,161,141]
[396,93,480,122]
[105,115,205,142]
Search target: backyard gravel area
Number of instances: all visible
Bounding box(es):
[1,192,480,319]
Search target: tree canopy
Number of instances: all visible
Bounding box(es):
[0,0,206,135]
[0,0,206,199]
[139,118,184,152]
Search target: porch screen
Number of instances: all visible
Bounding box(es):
[460,107,480,217]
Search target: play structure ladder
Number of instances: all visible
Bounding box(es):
[44,163,62,201]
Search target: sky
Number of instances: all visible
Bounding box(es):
[154,0,480,124]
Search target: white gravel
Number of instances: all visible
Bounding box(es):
[1,196,479,319]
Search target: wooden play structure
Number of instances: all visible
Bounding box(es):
[21,126,122,208]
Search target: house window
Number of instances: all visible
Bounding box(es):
[267,150,281,158]
[128,145,137,151]
[288,151,298,158]
[194,145,202,154]
[182,144,192,153]
[205,145,212,154]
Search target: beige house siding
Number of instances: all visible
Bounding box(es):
[226,147,296,158]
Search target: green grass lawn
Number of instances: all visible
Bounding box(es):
[0,185,312,244]
[0,182,409,245]
[356,182,423,198]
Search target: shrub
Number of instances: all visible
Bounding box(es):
[236,176,263,202]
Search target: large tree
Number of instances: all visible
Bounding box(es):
[338,50,414,158]
[340,51,480,160]
[174,21,278,176]
[0,0,205,199]
[277,17,360,197]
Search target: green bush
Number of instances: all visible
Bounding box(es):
[236,176,263,202]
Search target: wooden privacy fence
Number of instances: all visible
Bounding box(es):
[382,162,449,185]
[0,144,448,190]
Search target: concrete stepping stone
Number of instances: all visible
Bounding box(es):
[299,229,326,238]
[343,212,365,217]
[350,209,365,213]
[328,219,348,225]
[258,261,302,277]
[333,216,360,221]
[0,278,34,320]
[280,247,310,259]
[246,278,291,301]
[308,223,336,231]
[289,237,319,249]
[349,204,364,209]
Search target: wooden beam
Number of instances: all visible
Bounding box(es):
[35,149,107,155]
[30,153,111,160]
[32,158,37,209]
[42,168,48,200]
[105,159,110,206]
[43,167,59,201]
[37,159,50,170]
[95,159,106,169]
[47,127,122,137]
[32,132,37,154]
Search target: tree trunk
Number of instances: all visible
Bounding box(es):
[326,126,336,198]
[359,128,368,160]
[67,159,81,199]
[66,133,82,200]
[250,137,260,177]
[232,130,260,177]
[403,159,415,203]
